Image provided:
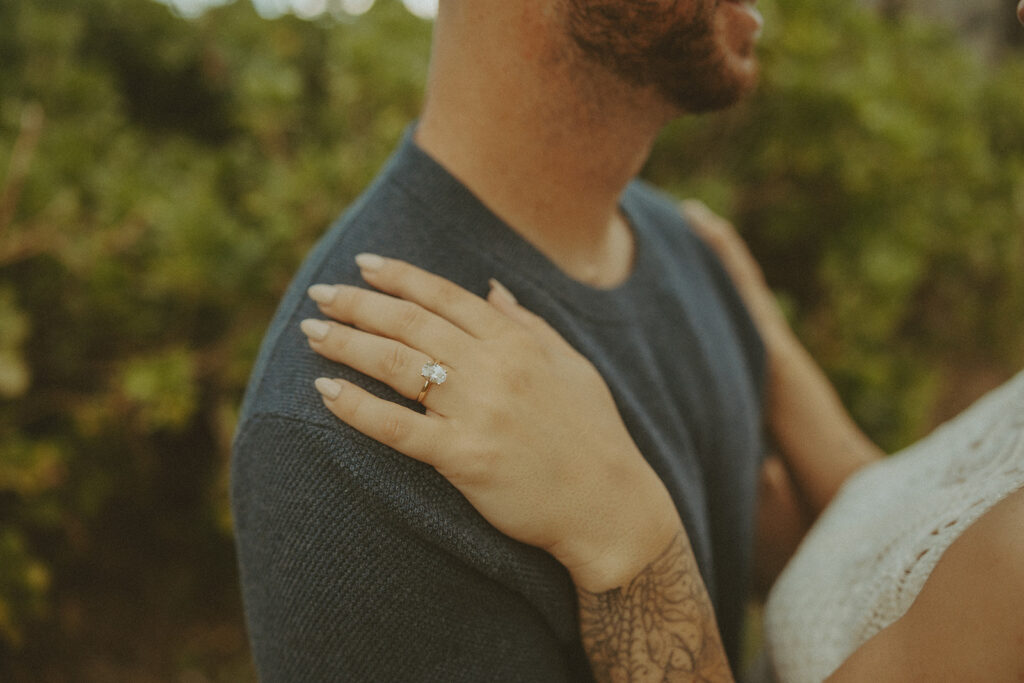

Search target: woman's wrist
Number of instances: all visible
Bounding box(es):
[564,519,684,593]
[553,469,684,593]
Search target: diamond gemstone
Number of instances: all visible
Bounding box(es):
[421,362,447,385]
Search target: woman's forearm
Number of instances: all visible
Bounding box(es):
[574,530,735,683]
[681,201,883,516]
[765,328,884,516]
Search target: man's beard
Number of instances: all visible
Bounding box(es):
[563,0,750,114]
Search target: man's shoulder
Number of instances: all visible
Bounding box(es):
[236,149,470,431]
[623,179,724,272]
[625,177,677,207]
[623,179,736,284]
[624,179,692,231]
[624,178,766,394]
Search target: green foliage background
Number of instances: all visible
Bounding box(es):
[1,0,1021,678]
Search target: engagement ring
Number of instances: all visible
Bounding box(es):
[417,361,447,403]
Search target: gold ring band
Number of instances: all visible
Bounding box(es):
[416,379,433,403]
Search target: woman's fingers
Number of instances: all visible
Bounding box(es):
[308,283,468,364]
[680,199,770,298]
[355,254,509,339]
[486,279,526,321]
[314,377,446,464]
[680,199,739,251]
[486,279,581,354]
[301,319,449,406]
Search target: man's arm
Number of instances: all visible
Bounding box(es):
[231,413,579,681]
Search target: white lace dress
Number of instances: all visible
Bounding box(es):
[764,370,1024,682]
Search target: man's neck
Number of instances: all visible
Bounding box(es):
[414,5,676,288]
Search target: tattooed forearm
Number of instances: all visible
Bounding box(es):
[577,532,734,683]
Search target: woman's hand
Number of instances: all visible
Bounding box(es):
[301,254,680,592]
[303,255,735,680]
[680,200,796,353]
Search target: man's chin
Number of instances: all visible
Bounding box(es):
[665,66,760,115]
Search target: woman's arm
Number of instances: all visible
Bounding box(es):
[302,255,735,681]
[682,201,883,517]
[576,531,733,681]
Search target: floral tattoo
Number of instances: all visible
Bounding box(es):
[577,532,733,682]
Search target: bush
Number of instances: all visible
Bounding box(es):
[648,0,1024,448]
[0,0,431,677]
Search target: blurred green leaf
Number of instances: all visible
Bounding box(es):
[0,288,31,398]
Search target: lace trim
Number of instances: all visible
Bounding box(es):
[765,371,1024,683]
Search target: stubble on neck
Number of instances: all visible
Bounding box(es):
[415,1,679,287]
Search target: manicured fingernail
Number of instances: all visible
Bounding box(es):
[355,253,385,272]
[315,377,342,400]
[488,278,517,305]
[300,318,330,341]
[308,284,337,304]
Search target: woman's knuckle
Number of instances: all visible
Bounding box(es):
[380,414,408,445]
[326,325,349,353]
[330,286,356,317]
[347,291,374,323]
[380,344,409,378]
[459,447,495,483]
[385,260,411,284]
[497,364,533,395]
[341,391,367,424]
[434,284,461,310]
[393,303,423,337]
